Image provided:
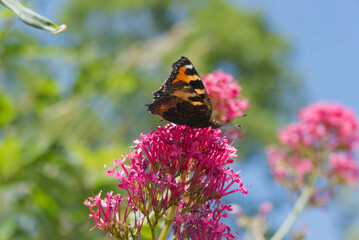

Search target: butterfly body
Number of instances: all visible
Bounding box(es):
[147,56,222,129]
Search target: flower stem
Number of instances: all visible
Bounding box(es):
[158,205,177,240]
[270,174,316,240]
[151,226,157,240]
[147,216,157,240]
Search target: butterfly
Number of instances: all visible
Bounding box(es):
[147,56,223,129]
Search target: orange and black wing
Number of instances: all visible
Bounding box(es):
[147,56,214,128]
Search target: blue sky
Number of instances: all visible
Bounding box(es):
[233,1,359,239]
[237,0,359,113]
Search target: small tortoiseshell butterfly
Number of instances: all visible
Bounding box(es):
[147,56,223,129]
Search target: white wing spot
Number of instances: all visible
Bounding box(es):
[191,101,204,106]
[185,64,193,69]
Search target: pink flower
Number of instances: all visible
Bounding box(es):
[109,124,247,212]
[329,153,359,185]
[278,122,315,148]
[85,123,247,238]
[266,102,359,203]
[83,191,143,238]
[202,71,249,123]
[266,146,287,181]
[259,202,273,215]
[266,146,314,188]
[173,200,237,240]
[298,102,359,149]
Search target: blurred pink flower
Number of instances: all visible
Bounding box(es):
[202,71,249,123]
[267,102,359,203]
[298,102,359,149]
[259,202,273,215]
[85,123,247,239]
[266,146,287,180]
[278,122,314,148]
[329,153,359,185]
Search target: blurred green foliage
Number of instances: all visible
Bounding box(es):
[0,0,301,239]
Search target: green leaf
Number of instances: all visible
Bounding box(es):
[0,0,67,33]
[0,92,16,126]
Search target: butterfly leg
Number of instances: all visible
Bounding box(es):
[179,126,188,141]
[198,127,210,142]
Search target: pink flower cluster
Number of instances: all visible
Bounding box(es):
[85,124,247,239]
[202,71,249,123]
[279,102,359,150]
[267,102,359,195]
[329,153,359,185]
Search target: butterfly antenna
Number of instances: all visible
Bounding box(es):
[236,113,247,128]
[222,113,247,128]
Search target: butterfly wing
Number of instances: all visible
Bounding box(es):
[164,56,212,112]
[148,56,214,128]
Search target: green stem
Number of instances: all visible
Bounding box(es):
[147,216,156,240]
[151,225,156,240]
[270,174,316,240]
[158,205,177,240]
